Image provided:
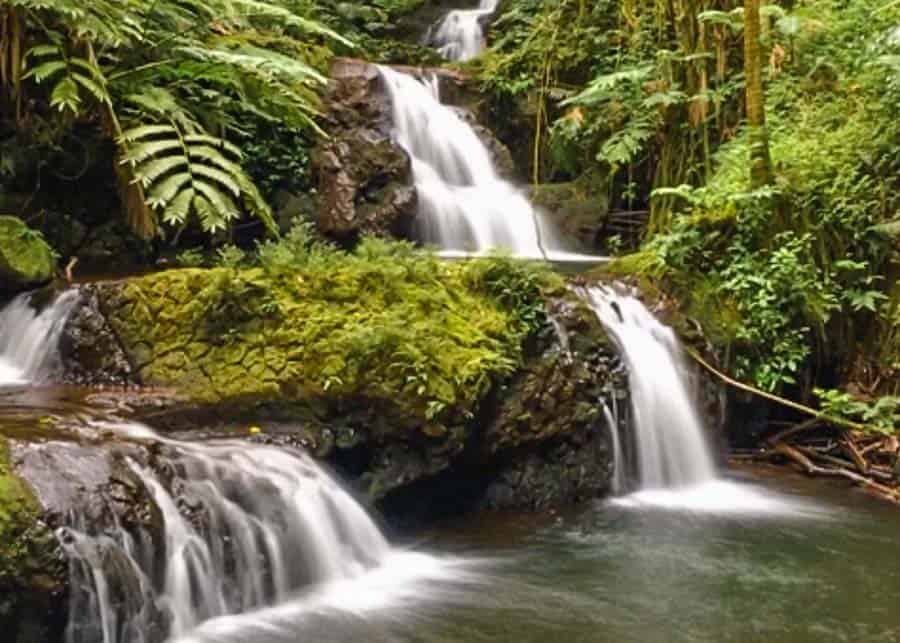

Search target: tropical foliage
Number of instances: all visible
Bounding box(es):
[0,0,349,238]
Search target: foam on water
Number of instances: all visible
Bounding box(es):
[610,479,828,517]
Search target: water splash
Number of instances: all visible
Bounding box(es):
[378,65,593,260]
[0,290,79,385]
[582,286,717,489]
[429,0,499,62]
[59,421,460,643]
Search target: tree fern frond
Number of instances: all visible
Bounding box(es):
[193,180,240,220]
[50,76,80,111]
[119,116,275,235]
[165,187,196,224]
[133,155,187,187]
[121,136,184,164]
[191,164,242,196]
[192,193,228,232]
[25,60,66,83]
[147,171,193,207]
[120,124,177,143]
[183,134,243,158]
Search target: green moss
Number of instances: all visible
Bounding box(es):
[102,242,557,425]
[0,437,59,620]
[0,216,55,291]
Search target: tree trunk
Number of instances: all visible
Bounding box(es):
[743,0,772,189]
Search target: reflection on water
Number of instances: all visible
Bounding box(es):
[168,468,900,643]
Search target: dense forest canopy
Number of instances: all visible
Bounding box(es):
[0,0,899,435]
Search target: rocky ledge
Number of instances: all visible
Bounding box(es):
[53,265,626,513]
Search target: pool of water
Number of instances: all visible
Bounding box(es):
[165,465,900,643]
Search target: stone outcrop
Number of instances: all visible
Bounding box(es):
[311,59,522,243]
[312,60,417,242]
[0,437,66,642]
[528,174,611,252]
[55,267,625,513]
[0,216,55,294]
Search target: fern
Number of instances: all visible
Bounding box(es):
[119,100,275,235]
[23,42,110,113]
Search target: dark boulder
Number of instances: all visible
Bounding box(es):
[312,60,417,242]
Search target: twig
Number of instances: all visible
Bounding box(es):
[64,257,78,285]
[684,345,869,433]
[842,432,869,475]
[766,416,821,445]
[774,442,900,504]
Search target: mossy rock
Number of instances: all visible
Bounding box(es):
[0,437,64,637]
[0,216,55,292]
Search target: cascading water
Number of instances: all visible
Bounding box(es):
[583,286,718,490]
[428,0,499,62]
[0,290,79,385]
[379,65,579,259]
[58,421,463,643]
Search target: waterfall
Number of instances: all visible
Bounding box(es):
[602,402,627,494]
[0,290,79,386]
[582,287,717,490]
[429,0,499,62]
[378,65,570,259]
[60,422,399,643]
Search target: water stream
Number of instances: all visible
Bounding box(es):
[582,286,718,489]
[3,3,900,641]
[428,0,499,62]
[0,290,79,386]
[58,421,469,643]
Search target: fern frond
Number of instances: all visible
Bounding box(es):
[118,118,274,234]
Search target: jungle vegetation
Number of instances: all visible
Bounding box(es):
[1,0,899,435]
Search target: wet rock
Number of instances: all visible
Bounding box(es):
[59,286,135,386]
[477,292,626,509]
[527,174,611,252]
[0,216,55,294]
[312,60,417,242]
[0,437,67,642]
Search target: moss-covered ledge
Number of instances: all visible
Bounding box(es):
[60,243,628,510]
[69,255,533,422]
[0,437,65,640]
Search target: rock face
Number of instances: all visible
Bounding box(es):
[0,437,66,642]
[312,60,417,242]
[0,216,55,293]
[56,267,624,514]
[477,295,627,510]
[528,174,611,252]
[312,60,521,243]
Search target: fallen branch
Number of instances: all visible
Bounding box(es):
[684,345,869,433]
[774,442,900,504]
[842,432,869,475]
[794,446,894,483]
[766,417,821,446]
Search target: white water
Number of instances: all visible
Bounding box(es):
[583,287,718,489]
[602,402,627,494]
[429,0,499,62]
[60,421,464,643]
[0,290,79,385]
[378,66,596,261]
[582,286,821,515]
